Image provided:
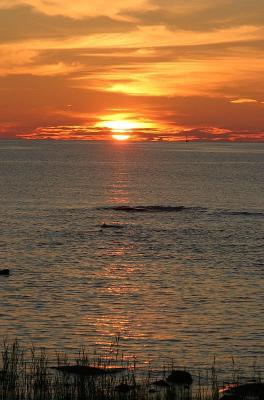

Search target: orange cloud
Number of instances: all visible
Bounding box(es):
[230,98,258,104]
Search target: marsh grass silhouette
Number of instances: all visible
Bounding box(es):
[0,338,263,400]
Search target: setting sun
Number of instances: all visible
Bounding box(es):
[112,134,131,141]
[95,115,157,140]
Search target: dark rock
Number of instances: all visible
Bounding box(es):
[115,383,133,393]
[0,269,10,276]
[152,379,169,387]
[166,370,193,385]
[219,383,264,400]
[53,365,126,375]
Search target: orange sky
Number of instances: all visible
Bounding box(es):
[0,0,264,141]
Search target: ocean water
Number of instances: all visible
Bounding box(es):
[0,140,263,374]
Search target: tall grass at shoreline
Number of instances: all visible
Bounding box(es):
[0,339,262,400]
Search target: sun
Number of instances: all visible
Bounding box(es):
[106,120,135,140]
[112,134,131,141]
[100,119,138,141]
[95,115,156,141]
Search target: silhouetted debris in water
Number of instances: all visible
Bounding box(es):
[53,365,126,375]
[166,370,193,385]
[115,383,133,393]
[100,222,124,229]
[219,383,264,400]
[0,269,10,276]
[152,379,169,387]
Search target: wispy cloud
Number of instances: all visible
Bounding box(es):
[0,4,137,43]
[121,0,264,31]
[17,124,264,142]
[230,98,258,104]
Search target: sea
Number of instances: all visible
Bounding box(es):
[0,140,263,377]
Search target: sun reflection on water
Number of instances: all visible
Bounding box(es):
[106,148,131,205]
[82,261,145,347]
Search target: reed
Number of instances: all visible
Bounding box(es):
[0,339,262,400]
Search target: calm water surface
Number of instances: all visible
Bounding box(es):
[0,140,263,373]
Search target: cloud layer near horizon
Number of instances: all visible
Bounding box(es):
[0,0,264,141]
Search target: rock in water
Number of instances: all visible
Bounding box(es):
[0,269,10,276]
[166,370,193,385]
[219,383,264,400]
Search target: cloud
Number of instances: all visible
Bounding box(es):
[0,0,149,18]
[1,1,264,142]
[0,72,264,141]
[0,4,137,43]
[121,0,264,31]
[151,95,264,131]
[213,72,264,100]
[230,98,258,104]
[30,39,264,67]
[0,73,149,137]
[15,124,264,142]
[9,37,259,100]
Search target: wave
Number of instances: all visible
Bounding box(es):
[224,211,263,217]
[97,205,263,217]
[98,205,186,213]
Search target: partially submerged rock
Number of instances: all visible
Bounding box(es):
[0,269,10,276]
[166,370,193,385]
[53,365,126,376]
[100,222,124,229]
[219,383,264,400]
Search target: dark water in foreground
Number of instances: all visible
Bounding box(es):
[0,140,263,373]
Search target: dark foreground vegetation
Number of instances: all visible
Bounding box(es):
[0,339,263,400]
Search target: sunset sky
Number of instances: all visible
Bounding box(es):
[1,0,264,141]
